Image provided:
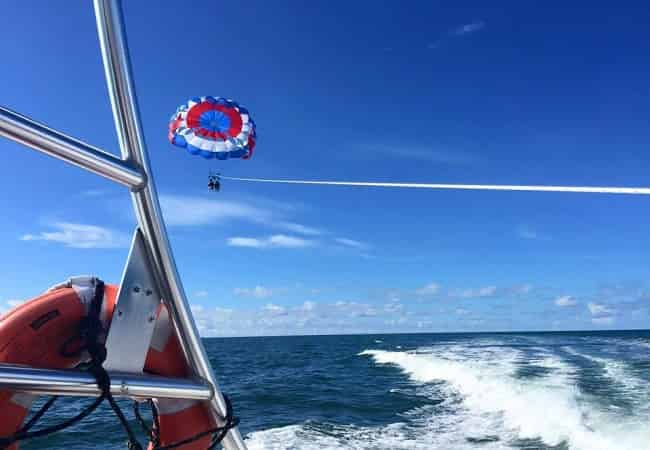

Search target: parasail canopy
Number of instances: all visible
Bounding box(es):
[168,96,256,160]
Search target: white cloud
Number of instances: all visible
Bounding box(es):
[454,21,485,36]
[279,222,322,236]
[1,299,24,315]
[452,286,497,299]
[227,234,314,249]
[234,286,273,299]
[416,283,440,296]
[194,290,209,298]
[384,302,404,313]
[82,189,108,197]
[426,20,485,53]
[592,316,614,325]
[350,306,378,318]
[300,301,317,312]
[268,235,313,248]
[588,302,614,316]
[555,295,576,307]
[161,195,321,237]
[227,236,267,248]
[456,308,470,315]
[263,303,287,316]
[517,226,538,240]
[335,237,369,250]
[477,286,498,297]
[160,195,270,226]
[21,222,130,249]
[586,301,616,327]
[226,237,266,248]
[512,284,533,295]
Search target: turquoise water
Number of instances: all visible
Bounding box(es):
[18,331,650,449]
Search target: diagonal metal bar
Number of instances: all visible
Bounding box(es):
[93,1,247,448]
[0,106,145,189]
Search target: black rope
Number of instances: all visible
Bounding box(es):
[133,400,160,448]
[21,396,58,432]
[132,395,239,450]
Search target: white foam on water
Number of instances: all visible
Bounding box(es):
[563,347,649,404]
[358,348,650,450]
[246,416,509,450]
[245,344,650,450]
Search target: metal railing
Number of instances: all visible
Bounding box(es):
[0,1,246,449]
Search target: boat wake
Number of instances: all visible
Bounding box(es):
[247,341,650,450]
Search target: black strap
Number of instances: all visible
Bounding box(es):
[133,395,239,450]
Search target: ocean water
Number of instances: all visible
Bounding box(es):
[17,331,650,449]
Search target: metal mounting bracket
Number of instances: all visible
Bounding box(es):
[103,228,161,372]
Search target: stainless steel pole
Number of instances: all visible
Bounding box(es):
[0,106,144,189]
[93,1,246,448]
[0,364,213,400]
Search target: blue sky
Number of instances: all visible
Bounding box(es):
[1,1,649,335]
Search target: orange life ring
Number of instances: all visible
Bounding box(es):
[0,277,215,450]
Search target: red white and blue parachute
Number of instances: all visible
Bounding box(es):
[168,96,256,160]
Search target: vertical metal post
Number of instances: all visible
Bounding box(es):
[93,1,246,448]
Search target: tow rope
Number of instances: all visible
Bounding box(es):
[220,175,650,195]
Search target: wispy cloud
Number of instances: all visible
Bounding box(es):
[300,301,317,312]
[334,237,369,250]
[21,222,130,249]
[82,189,109,197]
[416,282,441,296]
[279,222,322,236]
[263,303,287,316]
[453,21,485,36]
[384,302,404,313]
[160,195,321,236]
[588,302,614,316]
[194,290,209,298]
[517,226,539,240]
[512,284,533,295]
[554,295,577,307]
[0,299,24,314]
[226,237,266,248]
[234,286,273,299]
[450,286,498,299]
[426,20,485,50]
[516,226,550,241]
[587,302,616,327]
[160,195,270,227]
[161,194,368,251]
[227,234,315,249]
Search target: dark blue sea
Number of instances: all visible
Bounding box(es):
[19,331,650,449]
